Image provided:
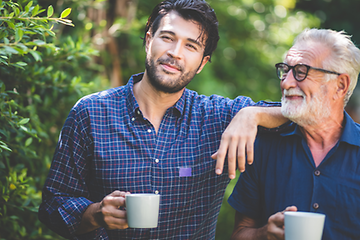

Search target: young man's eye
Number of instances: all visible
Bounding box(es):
[161,36,172,41]
[187,44,197,51]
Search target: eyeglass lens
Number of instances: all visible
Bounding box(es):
[277,64,308,81]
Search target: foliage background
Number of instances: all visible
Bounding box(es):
[0,0,359,239]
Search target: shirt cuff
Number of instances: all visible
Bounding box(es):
[58,197,108,239]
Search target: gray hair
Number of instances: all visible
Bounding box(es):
[293,28,360,106]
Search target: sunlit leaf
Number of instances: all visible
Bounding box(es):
[15,28,23,42]
[47,5,53,18]
[25,1,33,12]
[31,5,39,16]
[60,8,71,19]
[33,39,46,45]
[18,118,30,125]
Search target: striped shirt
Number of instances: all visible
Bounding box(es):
[39,73,278,239]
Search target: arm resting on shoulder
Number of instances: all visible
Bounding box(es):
[214,106,288,178]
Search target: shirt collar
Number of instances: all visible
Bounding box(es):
[125,72,185,117]
[280,111,360,147]
[339,111,360,147]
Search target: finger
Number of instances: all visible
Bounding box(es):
[214,136,230,175]
[104,214,129,230]
[227,139,238,179]
[245,137,255,165]
[110,190,123,197]
[103,195,127,208]
[236,139,246,173]
[109,208,127,219]
[284,206,297,212]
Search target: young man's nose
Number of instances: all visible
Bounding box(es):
[167,41,183,59]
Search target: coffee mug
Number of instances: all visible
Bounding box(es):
[125,193,160,228]
[284,211,326,240]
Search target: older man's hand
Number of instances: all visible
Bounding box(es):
[267,206,298,240]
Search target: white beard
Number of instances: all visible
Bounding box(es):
[281,86,331,126]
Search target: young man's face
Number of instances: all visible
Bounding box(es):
[144,11,210,93]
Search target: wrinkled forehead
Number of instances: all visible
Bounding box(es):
[286,41,331,67]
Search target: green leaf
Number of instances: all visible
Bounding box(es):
[47,5,53,18]
[60,8,71,19]
[6,21,15,29]
[33,39,46,45]
[15,28,23,42]
[4,46,19,54]
[0,141,12,152]
[25,138,33,147]
[14,7,20,16]
[25,1,33,12]
[19,118,30,125]
[29,50,42,62]
[31,5,39,17]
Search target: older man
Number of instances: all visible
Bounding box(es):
[228,28,360,240]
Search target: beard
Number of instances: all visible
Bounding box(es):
[145,55,199,94]
[281,86,331,126]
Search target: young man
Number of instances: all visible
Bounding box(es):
[39,0,286,239]
[229,28,360,240]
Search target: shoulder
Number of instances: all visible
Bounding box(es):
[183,89,253,108]
[74,86,126,109]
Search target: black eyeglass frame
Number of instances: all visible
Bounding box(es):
[275,62,341,82]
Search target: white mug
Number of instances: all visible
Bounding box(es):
[125,193,160,228]
[284,211,326,240]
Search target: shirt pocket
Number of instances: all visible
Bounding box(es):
[171,158,214,211]
[330,183,360,237]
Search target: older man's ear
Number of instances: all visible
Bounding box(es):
[335,73,350,100]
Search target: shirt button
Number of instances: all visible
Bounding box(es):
[147,129,152,133]
[313,203,319,210]
[136,110,141,115]
[155,190,159,194]
[131,117,135,121]
[155,159,159,163]
[314,170,321,176]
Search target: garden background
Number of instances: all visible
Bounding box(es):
[1,0,360,239]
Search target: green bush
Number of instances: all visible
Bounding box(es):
[0,1,105,238]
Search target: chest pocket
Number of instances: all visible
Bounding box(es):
[329,183,360,238]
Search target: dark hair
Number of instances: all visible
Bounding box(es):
[143,0,219,62]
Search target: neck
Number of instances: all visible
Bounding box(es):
[133,73,184,133]
[299,110,344,167]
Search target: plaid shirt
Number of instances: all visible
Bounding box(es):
[39,73,277,240]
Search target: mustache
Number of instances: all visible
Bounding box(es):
[157,57,183,71]
[283,88,305,97]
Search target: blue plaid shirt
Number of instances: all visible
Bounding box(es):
[39,73,277,240]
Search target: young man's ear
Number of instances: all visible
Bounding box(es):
[145,31,152,53]
[196,56,210,74]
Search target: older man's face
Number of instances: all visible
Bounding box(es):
[280,42,335,126]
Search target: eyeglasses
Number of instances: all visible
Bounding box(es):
[275,62,341,82]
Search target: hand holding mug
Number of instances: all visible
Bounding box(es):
[267,206,298,240]
[97,190,130,230]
